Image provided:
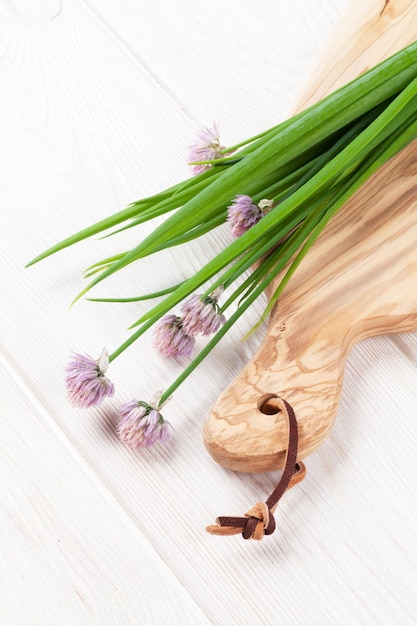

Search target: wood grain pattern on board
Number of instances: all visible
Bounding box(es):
[203,0,417,473]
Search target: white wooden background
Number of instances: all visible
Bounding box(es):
[1,0,417,624]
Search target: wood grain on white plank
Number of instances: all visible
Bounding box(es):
[0,0,416,623]
[0,0,61,26]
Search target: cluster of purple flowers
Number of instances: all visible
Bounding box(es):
[65,288,225,450]
[65,351,171,450]
[153,289,226,359]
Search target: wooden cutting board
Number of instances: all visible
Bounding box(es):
[203,0,417,473]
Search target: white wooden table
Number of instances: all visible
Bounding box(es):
[1,0,417,623]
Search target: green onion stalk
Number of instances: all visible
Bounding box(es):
[27,42,417,449]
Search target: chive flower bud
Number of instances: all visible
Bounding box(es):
[181,288,226,336]
[188,122,225,174]
[153,314,195,357]
[117,397,171,448]
[65,348,115,408]
[227,195,273,238]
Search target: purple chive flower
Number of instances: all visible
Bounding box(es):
[181,288,226,336]
[153,314,195,358]
[227,195,273,238]
[188,122,226,175]
[65,348,115,408]
[117,398,171,449]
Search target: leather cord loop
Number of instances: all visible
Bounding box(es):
[206,397,306,540]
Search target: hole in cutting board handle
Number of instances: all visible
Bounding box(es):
[257,394,282,415]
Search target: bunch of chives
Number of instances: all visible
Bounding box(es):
[28,42,417,447]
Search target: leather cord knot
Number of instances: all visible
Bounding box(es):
[206,397,306,541]
[243,501,275,540]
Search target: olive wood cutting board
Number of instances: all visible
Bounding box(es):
[203,0,417,473]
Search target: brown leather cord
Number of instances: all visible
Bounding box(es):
[206,397,306,540]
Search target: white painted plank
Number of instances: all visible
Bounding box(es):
[82,0,346,139]
[0,356,211,625]
[0,0,416,624]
